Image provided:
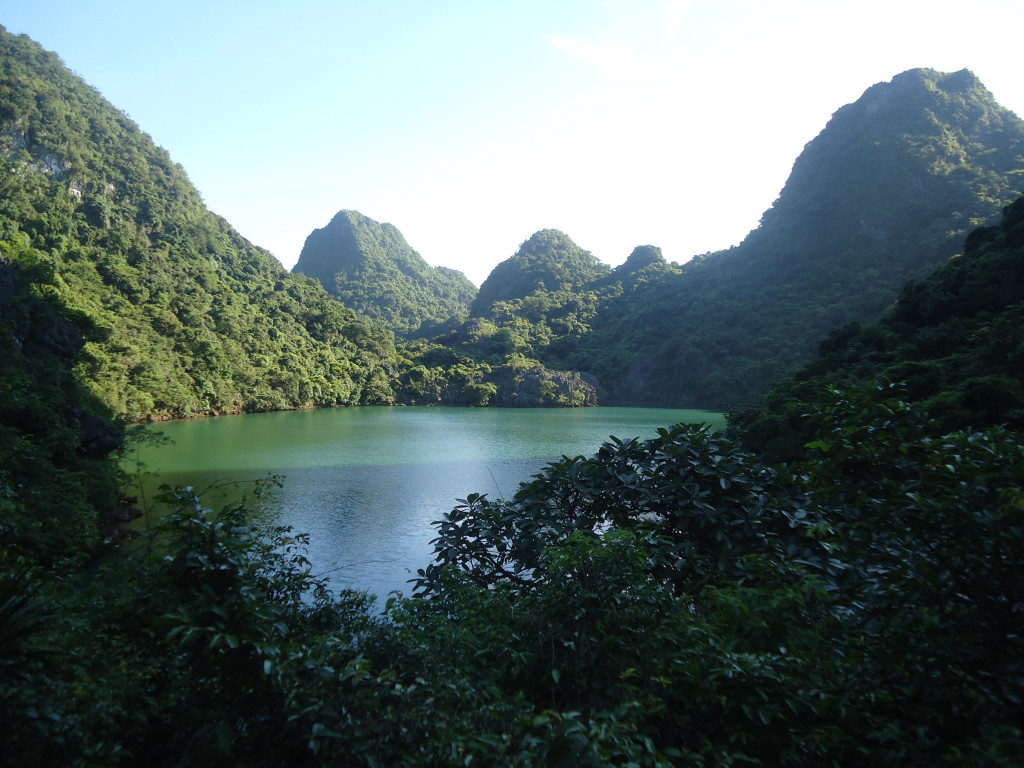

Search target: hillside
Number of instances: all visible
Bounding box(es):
[0,27,415,420]
[0,255,123,563]
[731,193,1024,461]
[293,210,476,337]
[436,230,640,367]
[476,69,1024,409]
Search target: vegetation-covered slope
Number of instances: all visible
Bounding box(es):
[293,210,477,337]
[732,193,1024,461]
[0,25,596,421]
[481,69,1024,409]
[443,235,680,387]
[471,228,611,316]
[0,27,407,420]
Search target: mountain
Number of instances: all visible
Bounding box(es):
[293,210,476,337]
[0,27,407,420]
[446,236,680,383]
[5,24,1022,424]
[0,26,595,423]
[538,68,1024,408]
[471,229,611,316]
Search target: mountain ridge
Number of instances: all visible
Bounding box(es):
[5,27,1023,418]
[494,67,1024,408]
[731,192,1024,462]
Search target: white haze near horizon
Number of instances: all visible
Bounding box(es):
[4,0,1024,286]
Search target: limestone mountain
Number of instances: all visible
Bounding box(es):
[451,236,680,375]
[544,68,1024,408]
[293,210,476,337]
[471,229,612,316]
[0,26,594,424]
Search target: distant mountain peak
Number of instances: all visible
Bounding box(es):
[293,210,476,337]
[618,245,665,272]
[472,229,611,315]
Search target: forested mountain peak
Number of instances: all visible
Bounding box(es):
[751,66,1023,266]
[293,209,476,337]
[471,229,611,316]
[549,67,1024,409]
[616,245,666,274]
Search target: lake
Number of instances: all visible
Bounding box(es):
[127,406,725,603]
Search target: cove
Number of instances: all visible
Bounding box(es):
[129,406,725,602]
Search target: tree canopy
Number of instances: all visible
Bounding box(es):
[731,193,1024,461]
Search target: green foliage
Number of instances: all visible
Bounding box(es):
[394,338,599,407]
[471,229,611,317]
[434,237,672,405]
[0,32,596,418]
[0,29,414,421]
[5,382,1024,765]
[410,389,1024,764]
[733,195,1024,461]
[417,423,804,598]
[0,480,381,767]
[0,256,121,564]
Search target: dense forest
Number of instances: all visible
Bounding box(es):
[731,194,1024,461]
[0,28,592,417]
[2,25,1024,767]
[0,28,404,420]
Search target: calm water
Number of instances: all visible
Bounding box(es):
[128,406,724,602]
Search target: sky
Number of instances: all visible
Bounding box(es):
[4,0,1024,286]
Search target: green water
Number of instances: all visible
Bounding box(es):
[129,406,724,601]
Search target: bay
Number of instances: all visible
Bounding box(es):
[128,406,724,603]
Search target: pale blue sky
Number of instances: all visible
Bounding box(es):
[4,0,1024,285]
